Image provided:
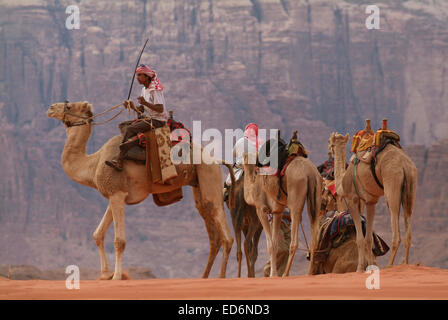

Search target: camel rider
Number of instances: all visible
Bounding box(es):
[223,123,264,201]
[317,152,335,180]
[106,64,168,171]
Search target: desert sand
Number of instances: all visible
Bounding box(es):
[0,265,446,300]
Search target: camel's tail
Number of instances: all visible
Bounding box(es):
[221,161,236,209]
[306,174,321,225]
[401,166,417,216]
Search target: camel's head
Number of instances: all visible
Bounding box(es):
[47,101,93,125]
[328,132,349,154]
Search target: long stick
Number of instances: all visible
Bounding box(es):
[127,38,149,100]
[127,39,149,119]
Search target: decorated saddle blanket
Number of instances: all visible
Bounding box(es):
[324,179,337,197]
[315,211,389,262]
[118,120,190,206]
[351,128,401,154]
[167,117,191,145]
[351,129,375,153]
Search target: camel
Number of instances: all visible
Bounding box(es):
[224,177,262,277]
[309,182,357,274]
[329,129,417,272]
[242,146,322,277]
[46,101,236,280]
[310,233,358,275]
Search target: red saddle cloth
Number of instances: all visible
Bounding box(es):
[136,118,191,148]
[167,118,191,146]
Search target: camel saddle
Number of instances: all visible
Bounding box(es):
[257,135,308,199]
[314,211,390,263]
[118,120,195,207]
[351,128,401,190]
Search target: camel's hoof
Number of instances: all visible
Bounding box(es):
[109,271,131,280]
[97,273,113,280]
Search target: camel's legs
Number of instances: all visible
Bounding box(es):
[365,203,377,266]
[270,213,282,277]
[256,206,273,275]
[231,204,245,278]
[193,187,221,278]
[243,233,252,277]
[213,207,234,278]
[384,185,402,267]
[236,236,243,277]
[245,216,262,277]
[201,217,221,278]
[283,190,307,277]
[193,186,233,278]
[349,198,367,272]
[109,191,128,280]
[403,204,413,264]
[93,204,113,279]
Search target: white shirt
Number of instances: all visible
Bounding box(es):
[233,137,258,166]
[141,86,168,121]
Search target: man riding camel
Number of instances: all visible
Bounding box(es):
[106,64,168,171]
[223,123,264,200]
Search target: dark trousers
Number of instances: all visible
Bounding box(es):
[114,118,166,161]
[122,118,166,142]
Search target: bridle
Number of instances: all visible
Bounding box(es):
[62,100,124,128]
[62,100,93,127]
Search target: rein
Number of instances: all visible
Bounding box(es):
[62,100,124,128]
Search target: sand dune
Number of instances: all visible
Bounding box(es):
[0,265,446,300]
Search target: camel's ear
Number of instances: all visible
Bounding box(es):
[329,132,335,144]
[344,133,350,142]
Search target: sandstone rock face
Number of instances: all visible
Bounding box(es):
[0,0,447,277]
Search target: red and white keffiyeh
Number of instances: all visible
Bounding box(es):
[244,123,264,151]
[136,64,164,91]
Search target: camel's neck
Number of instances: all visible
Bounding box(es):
[333,143,347,192]
[242,163,257,205]
[61,124,98,188]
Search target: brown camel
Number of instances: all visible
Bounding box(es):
[47,101,235,280]
[310,233,358,275]
[309,181,357,274]
[329,130,417,272]
[225,177,262,277]
[242,149,322,277]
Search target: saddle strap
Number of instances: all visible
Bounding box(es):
[370,155,384,190]
[352,156,363,199]
[277,175,288,199]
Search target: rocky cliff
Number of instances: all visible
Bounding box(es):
[0,0,447,278]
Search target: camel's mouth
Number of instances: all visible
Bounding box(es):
[46,104,63,120]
